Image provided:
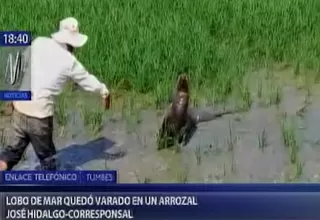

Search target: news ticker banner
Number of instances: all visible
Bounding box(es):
[0,46,31,101]
[0,171,117,185]
[2,172,320,219]
[1,191,320,219]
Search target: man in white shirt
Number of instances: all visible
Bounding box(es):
[0,17,110,170]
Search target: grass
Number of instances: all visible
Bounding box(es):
[2,0,320,105]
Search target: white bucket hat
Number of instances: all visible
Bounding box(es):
[51,17,88,48]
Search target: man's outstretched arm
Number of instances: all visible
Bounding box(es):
[68,58,109,98]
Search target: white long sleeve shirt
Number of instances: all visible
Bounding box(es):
[13,37,109,118]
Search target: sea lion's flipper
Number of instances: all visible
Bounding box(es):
[157,117,169,150]
[157,116,177,150]
[188,108,237,123]
[179,116,197,146]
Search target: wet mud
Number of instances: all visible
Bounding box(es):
[1,67,320,183]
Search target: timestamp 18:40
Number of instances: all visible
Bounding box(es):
[0,31,32,47]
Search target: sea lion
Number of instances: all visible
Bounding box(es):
[157,73,190,149]
[157,74,239,150]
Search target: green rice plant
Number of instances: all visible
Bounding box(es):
[280,116,303,181]
[258,128,268,152]
[315,63,320,83]
[176,167,189,183]
[226,121,237,152]
[293,62,301,77]
[194,145,202,166]
[156,120,184,151]
[286,161,304,182]
[297,87,312,117]
[155,82,171,110]
[223,163,227,177]
[104,158,108,170]
[121,95,136,123]
[125,117,138,134]
[3,0,320,104]
[265,69,273,80]
[156,132,174,150]
[192,98,200,108]
[90,110,104,135]
[304,78,312,106]
[238,84,252,111]
[142,178,152,184]
[138,176,152,184]
[214,76,234,104]
[294,161,303,179]
[268,85,282,106]
[134,132,148,149]
[55,93,68,136]
[80,105,104,136]
[280,117,299,164]
[133,172,152,184]
[257,80,263,99]
[0,128,4,146]
[173,140,182,154]
[123,96,142,133]
[305,88,312,105]
[231,150,236,174]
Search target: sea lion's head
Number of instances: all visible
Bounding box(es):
[176,73,189,93]
[172,73,189,118]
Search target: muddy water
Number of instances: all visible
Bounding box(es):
[1,81,320,183]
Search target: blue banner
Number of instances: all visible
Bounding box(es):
[1,183,320,192]
[0,90,31,101]
[1,171,117,185]
[2,191,320,219]
[2,184,320,218]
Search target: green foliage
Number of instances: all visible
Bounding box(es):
[3,0,320,97]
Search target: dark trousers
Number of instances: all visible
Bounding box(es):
[0,110,56,170]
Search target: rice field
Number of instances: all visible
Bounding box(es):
[2,0,320,103]
[1,0,320,182]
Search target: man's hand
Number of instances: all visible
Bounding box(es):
[71,82,81,91]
